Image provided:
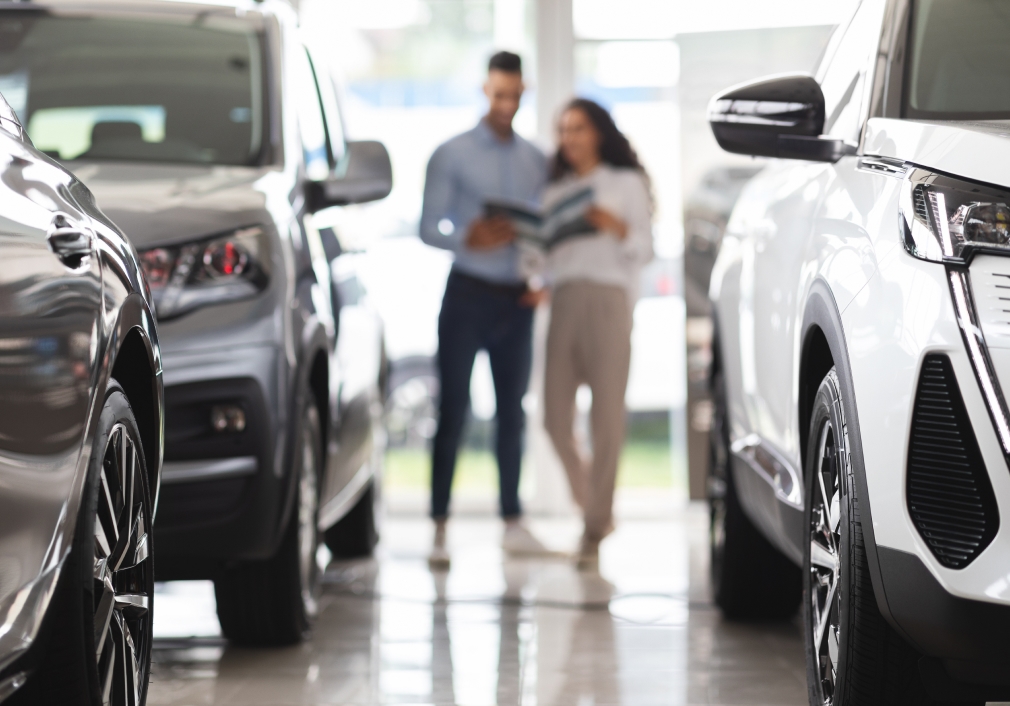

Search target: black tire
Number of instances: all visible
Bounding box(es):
[324,479,379,559]
[709,365,801,620]
[214,400,322,646]
[12,383,154,706]
[802,369,982,706]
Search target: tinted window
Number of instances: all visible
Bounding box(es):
[906,0,1010,119]
[0,11,265,165]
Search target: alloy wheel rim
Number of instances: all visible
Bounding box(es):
[708,375,729,576]
[297,419,319,618]
[810,419,841,705]
[93,424,151,706]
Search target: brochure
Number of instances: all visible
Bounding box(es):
[484,186,596,250]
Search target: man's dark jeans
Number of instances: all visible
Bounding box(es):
[431,270,533,519]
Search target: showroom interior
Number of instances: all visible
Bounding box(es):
[4,0,1010,704]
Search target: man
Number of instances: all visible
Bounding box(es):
[420,51,548,567]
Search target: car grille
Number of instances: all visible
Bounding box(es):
[907,354,999,569]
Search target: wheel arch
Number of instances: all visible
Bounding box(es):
[799,278,897,627]
[108,294,164,514]
[274,319,332,545]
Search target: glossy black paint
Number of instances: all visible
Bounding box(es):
[708,73,856,162]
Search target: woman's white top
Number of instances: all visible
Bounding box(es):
[540,163,654,303]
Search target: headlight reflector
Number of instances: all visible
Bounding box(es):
[138,226,268,319]
[900,168,1010,262]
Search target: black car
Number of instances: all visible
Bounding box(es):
[0,92,163,705]
[0,0,392,648]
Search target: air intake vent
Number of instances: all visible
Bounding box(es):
[907,354,999,569]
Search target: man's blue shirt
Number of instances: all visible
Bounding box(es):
[420,120,546,285]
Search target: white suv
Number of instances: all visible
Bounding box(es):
[707,0,1010,704]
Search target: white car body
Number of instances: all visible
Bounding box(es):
[709,0,1010,698]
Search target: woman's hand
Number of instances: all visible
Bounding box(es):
[586,206,628,240]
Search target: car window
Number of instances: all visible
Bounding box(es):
[905,0,1010,119]
[0,11,265,166]
[292,46,329,181]
[307,52,347,167]
[817,0,885,144]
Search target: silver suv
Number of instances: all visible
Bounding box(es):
[0,0,392,647]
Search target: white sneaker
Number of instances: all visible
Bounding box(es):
[502,522,550,556]
[428,521,450,570]
[428,544,450,570]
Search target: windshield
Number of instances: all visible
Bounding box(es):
[905,0,1010,120]
[0,10,265,166]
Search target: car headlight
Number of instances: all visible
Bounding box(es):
[139,226,269,319]
[900,167,1010,263]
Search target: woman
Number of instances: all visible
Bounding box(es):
[542,98,653,568]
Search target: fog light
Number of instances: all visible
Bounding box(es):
[211,405,246,433]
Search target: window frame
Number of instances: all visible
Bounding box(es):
[305,48,348,173]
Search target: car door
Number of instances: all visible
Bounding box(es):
[0,100,103,610]
[734,0,886,551]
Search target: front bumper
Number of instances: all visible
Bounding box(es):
[845,248,1010,693]
[154,343,291,580]
[879,547,1010,694]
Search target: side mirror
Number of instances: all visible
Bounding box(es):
[311,140,393,209]
[708,73,855,163]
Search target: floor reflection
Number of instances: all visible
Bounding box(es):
[148,506,807,705]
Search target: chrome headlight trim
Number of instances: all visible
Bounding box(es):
[899,167,1010,265]
[947,268,1010,456]
[891,164,1010,457]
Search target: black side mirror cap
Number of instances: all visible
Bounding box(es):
[708,73,855,163]
[310,140,393,209]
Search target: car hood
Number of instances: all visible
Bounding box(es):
[67,161,279,249]
[864,118,1010,189]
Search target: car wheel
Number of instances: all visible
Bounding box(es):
[802,369,982,706]
[709,365,801,620]
[324,479,379,558]
[214,400,322,646]
[12,383,154,706]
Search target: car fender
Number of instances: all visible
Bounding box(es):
[273,312,331,543]
[800,278,896,626]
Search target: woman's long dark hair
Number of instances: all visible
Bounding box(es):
[549,98,646,181]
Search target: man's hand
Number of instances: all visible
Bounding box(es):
[586,206,628,240]
[467,215,515,250]
[519,287,549,308]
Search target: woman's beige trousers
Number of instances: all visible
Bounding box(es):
[544,281,632,541]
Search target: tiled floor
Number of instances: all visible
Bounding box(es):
[148,504,808,705]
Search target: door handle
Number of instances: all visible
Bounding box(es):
[47,214,94,265]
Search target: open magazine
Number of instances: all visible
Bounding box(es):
[484,186,596,251]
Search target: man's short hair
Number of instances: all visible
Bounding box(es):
[488,51,522,76]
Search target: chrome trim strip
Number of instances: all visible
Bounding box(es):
[160,456,258,485]
[857,156,907,178]
[730,433,804,509]
[947,269,1010,455]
